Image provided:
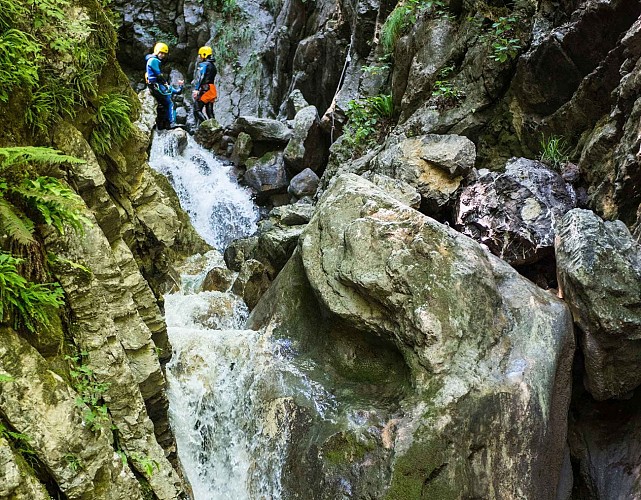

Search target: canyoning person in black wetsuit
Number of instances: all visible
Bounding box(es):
[145,42,184,130]
[192,46,218,125]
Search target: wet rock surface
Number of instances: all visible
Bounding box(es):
[556,209,641,400]
[456,157,576,265]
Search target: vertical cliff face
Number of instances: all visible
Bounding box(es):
[0,0,210,497]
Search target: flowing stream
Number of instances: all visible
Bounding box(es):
[149,131,334,499]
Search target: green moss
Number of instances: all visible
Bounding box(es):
[322,431,376,467]
[385,436,454,500]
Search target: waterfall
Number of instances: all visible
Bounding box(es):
[149,131,334,499]
[149,130,258,249]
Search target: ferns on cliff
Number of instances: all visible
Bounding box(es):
[1,0,132,149]
[0,252,65,331]
[0,29,41,102]
[90,93,133,154]
[0,146,89,333]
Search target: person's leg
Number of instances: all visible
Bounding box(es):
[205,101,215,120]
[150,86,169,130]
[193,99,207,124]
[164,94,175,127]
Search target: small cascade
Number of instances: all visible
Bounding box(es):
[165,253,335,499]
[148,130,258,249]
[149,133,334,499]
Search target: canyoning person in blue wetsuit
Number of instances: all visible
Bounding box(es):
[192,46,218,125]
[145,42,184,130]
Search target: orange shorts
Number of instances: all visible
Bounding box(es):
[199,85,217,103]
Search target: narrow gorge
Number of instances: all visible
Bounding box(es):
[1,0,641,498]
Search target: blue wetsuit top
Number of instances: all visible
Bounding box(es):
[145,54,164,84]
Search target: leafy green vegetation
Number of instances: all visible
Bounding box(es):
[67,352,111,432]
[381,0,448,55]
[0,252,65,332]
[64,453,83,472]
[473,15,523,63]
[0,421,34,457]
[343,94,394,154]
[129,451,160,477]
[539,135,571,169]
[0,147,90,244]
[0,147,89,333]
[0,29,41,102]
[90,93,133,155]
[488,17,521,62]
[0,0,132,151]
[431,66,465,109]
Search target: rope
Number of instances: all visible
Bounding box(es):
[330,35,353,144]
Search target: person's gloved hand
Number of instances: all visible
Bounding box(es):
[192,90,198,99]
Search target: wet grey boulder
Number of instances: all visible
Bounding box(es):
[269,203,315,226]
[224,236,259,272]
[256,225,305,275]
[370,134,476,216]
[231,259,272,311]
[202,266,235,292]
[456,157,576,265]
[230,132,252,167]
[244,152,289,198]
[283,105,328,173]
[556,209,641,400]
[288,168,320,199]
[194,119,224,152]
[294,173,574,498]
[361,171,421,209]
[231,116,292,144]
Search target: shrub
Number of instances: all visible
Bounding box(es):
[480,16,522,63]
[343,94,394,153]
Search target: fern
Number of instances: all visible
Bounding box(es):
[10,177,92,235]
[90,93,133,155]
[0,29,41,102]
[0,197,35,246]
[0,146,85,171]
[0,1,27,30]
[25,75,77,134]
[0,251,64,332]
[0,147,90,243]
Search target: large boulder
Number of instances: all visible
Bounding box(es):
[283,105,328,173]
[288,168,320,199]
[252,173,575,498]
[370,134,476,216]
[456,157,576,265]
[0,327,144,499]
[244,152,289,198]
[556,209,641,400]
[231,116,292,144]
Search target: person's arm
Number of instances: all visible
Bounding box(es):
[192,64,205,98]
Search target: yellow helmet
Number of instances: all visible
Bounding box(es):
[154,42,169,55]
[198,46,213,59]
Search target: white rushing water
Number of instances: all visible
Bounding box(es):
[149,130,258,249]
[149,131,334,499]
